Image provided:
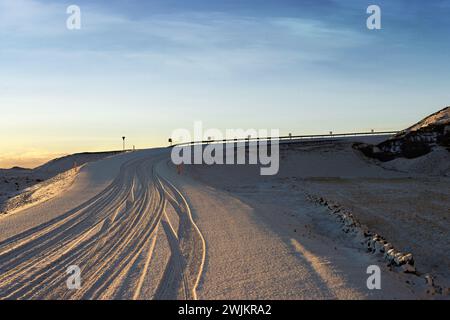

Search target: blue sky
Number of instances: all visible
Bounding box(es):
[1,0,450,167]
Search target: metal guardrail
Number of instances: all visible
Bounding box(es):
[171,131,399,147]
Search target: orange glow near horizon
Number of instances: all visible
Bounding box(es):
[0,137,165,169]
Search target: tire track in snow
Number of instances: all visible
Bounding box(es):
[0,153,206,300]
[156,175,206,300]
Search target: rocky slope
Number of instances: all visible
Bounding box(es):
[355,106,450,162]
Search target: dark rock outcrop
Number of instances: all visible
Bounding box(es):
[355,106,450,161]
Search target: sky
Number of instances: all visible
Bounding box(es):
[1,0,450,168]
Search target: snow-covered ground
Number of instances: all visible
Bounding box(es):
[0,148,204,299]
[0,137,447,299]
[380,147,450,176]
[0,151,122,216]
[159,156,420,299]
[402,106,450,134]
[182,138,450,297]
[0,167,80,215]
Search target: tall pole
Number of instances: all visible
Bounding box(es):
[122,136,125,151]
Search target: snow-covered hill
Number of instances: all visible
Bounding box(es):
[402,106,450,134]
[355,106,450,164]
[0,151,123,215]
[34,151,123,178]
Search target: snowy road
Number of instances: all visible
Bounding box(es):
[0,149,420,299]
[0,150,204,299]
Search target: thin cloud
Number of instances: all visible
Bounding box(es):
[0,0,367,58]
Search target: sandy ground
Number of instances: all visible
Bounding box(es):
[0,138,446,299]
